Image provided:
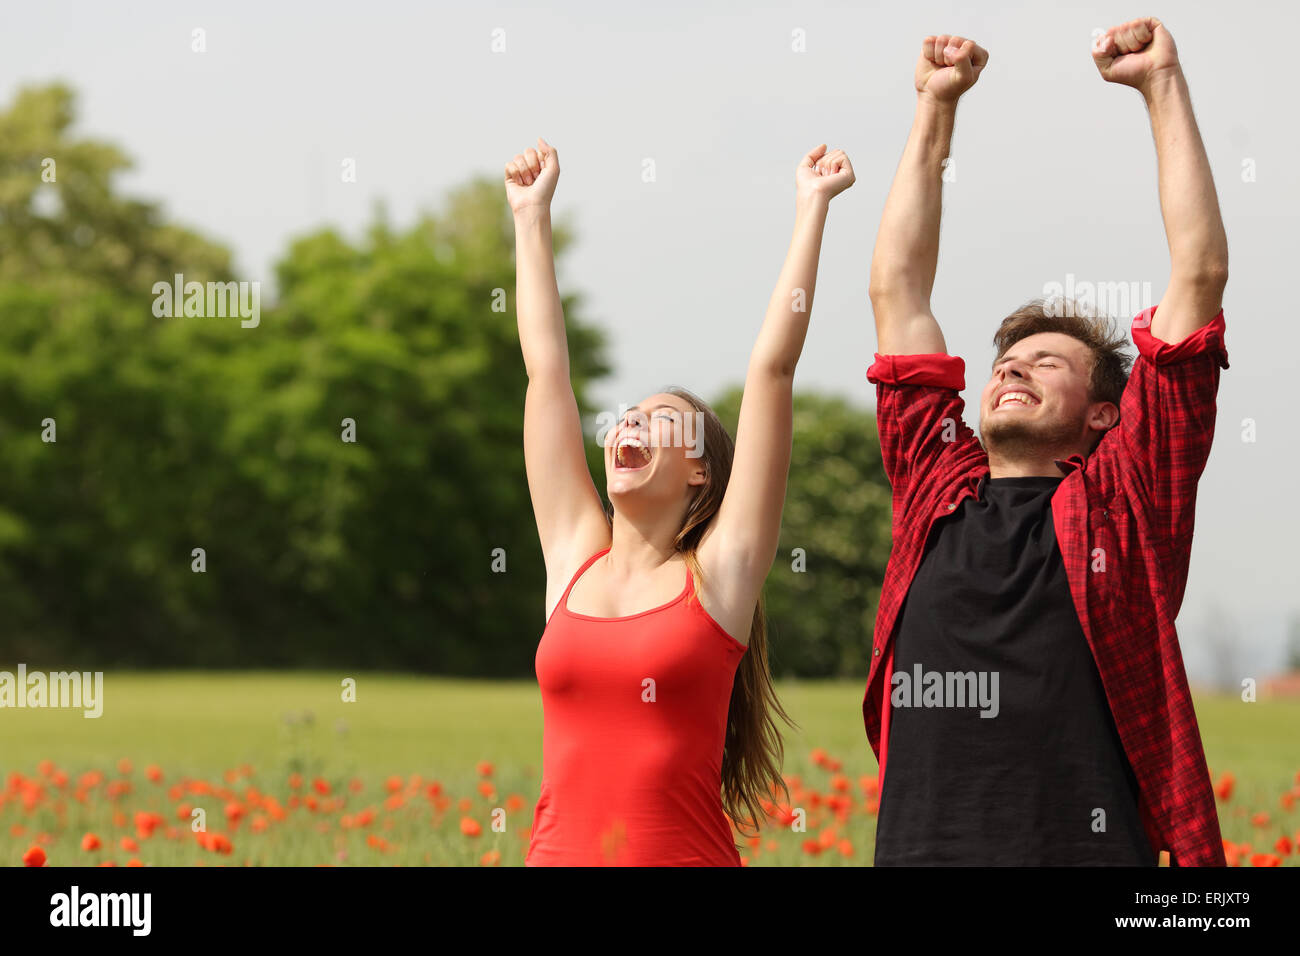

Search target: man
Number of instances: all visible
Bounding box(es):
[864,19,1229,865]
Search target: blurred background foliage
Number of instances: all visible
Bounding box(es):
[0,83,891,677]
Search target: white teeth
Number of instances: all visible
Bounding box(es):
[615,438,651,468]
[997,392,1037,408]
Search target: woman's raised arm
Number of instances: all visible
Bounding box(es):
[506,139,610,609]
[699,145,855,612]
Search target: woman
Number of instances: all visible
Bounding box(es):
[506,136,853,865]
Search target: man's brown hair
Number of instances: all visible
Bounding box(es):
[992,298,1134,454]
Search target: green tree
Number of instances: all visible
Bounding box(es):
[0,83,612,673]
[0,83,234,662]
[224,182,609,671]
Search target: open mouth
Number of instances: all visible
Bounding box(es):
[994,390,1040,411]
[614,438,653,470]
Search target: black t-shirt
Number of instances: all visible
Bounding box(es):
[873,475,1155,866]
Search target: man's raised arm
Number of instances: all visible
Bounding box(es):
[1093,17,1228,343]
[868,35,988,356]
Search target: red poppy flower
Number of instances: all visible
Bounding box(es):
[1214,772,1235,801]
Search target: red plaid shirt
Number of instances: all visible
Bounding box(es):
[862,306,1229,866]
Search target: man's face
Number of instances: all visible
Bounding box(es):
[979,332,1112,458]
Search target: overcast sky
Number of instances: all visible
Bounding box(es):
[3,0,1296,681]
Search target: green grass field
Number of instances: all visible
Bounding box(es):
[2,673,1296,866]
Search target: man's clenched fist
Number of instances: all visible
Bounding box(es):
[1092,17,1180,91]
[916,35,989,104]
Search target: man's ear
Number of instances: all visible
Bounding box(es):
[1088,401,1120,432]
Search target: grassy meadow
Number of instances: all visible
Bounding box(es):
[2,673,1296,866]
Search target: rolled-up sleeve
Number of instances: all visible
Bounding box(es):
[1095,307,1229,612]
[867,352,982,505]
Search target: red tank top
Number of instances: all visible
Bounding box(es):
[525,547,748,866]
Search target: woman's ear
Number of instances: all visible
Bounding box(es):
[687,463,708,487]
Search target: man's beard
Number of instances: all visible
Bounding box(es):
[981,411,1081,462]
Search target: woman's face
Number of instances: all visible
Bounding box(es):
[603,392,708,505]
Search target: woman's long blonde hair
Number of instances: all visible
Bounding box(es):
[656,385,798,837]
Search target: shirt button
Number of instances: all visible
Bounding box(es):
[873,647,880,657]
[947,503,956,511]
